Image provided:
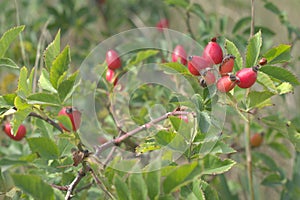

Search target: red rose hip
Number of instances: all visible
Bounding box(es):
[187,56,211,76]
[216,74,237,93]
[3,123,26,141]
[156,18,169,31]
[203,37,223,65]
[172,45,187,65]
[58,107,82,132]
[236,66,258,88]
[250,133,263,147]
[219,54,235,76]
[203,70,216,85]
[106,49,121,70]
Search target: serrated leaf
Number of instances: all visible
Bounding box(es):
[201,155,236,175]
[247,91,274,110]
[129,173,148,200]
[38,69,57,93]
[44,30,60,69]
[12,174,54,200]
[210,141,236,154]
[27,93,61,106]
[129,50,159,66]
[260,66,300,85]
[0,25,25,58]
[50,45,70,89]
[163,161,198,194]
[245,31,262,68]
[232,16,251,34]
[136,141,160,154]
[27,137,59,159]
[262,44,291,64]
[257,71,277,93]
[0,57,19,69]
[0,93,16,108]
[114,175,131,200]
[11,107,31,136]
[200,180,220,200]
[276,82,293,94]
[57,71,79,102]
[225,39,243,70]
[17,66,30,97]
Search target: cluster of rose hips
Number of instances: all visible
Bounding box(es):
[105,49,122,85]
[172,37,267,93]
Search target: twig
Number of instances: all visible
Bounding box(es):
[94,111,196,157]
[89,167,115,199]
[186,11,196,40]
[32,19,51,92]
[65,169,87,200]
[14,0,27,66]
[250,0,255,37]
[50,184,68,191]
[29,112,63,133]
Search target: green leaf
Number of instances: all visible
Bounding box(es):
[225,39,243,70]
[201,155,236,175]
[57,71,79,102]
[129,50,159,66]
[144,163,160,199]
[245,31,262,68]
[232,16,251,34]
[0,93,16,108]
[44,30,60,69]
[253,152,279,171]
[0,25,25,58]
[200,180,220,200]
[12,174,54,200]
[261,173,284,186]
[264,2,281,15]
[276,82,294,94]
[11,107,31,136]
[198,111,211,134]
[129,173,148,200]
[0,57,19,69]
[27,93,61,106]
[262,44,291,64]
[0,158,28,166]
[210,141,236,154]
[27,137,59,159]
[164,0,189,8]
[17,66,30,97]
[269,142,291,158]
[50,45,70,89]
[260,66,300,85]
[163,161,198,194]
[247,91,274,110]
[155,130,175,146]
[161,62,189,74]
[114,175,132,200]
[38,69,57,93]
[56,115,73,131]
[256,71,277,93]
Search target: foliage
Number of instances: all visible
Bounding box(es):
[0,1,299,200]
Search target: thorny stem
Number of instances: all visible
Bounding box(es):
[250,0,255,37]
[94,111,196,157]
[65,168,87,200]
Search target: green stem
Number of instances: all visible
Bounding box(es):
[245,111,254,200]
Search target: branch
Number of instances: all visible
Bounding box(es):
[94,111,196,157]
[65,169,87,200]
[89,167,114,199]
[29,112,63,133]
[186,11,196,40]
